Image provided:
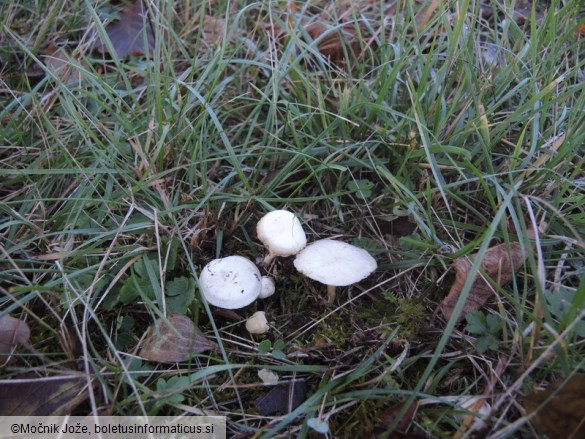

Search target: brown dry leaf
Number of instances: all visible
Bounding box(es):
[439,241,529,321]
[140,314,217,363]
[524,375,585,438]
[304,21,370,68]
[198,15,241,51]
[27,47,87,84]
[0,314,30,355]
[376,400,418,432]
[0,375,90,415]
[91,0,156,58]
[200,15,227,49]
[375,215,417,237]
[254,380,306,416]
[415,0,439,32]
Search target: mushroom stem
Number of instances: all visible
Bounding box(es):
[326,285,337,303]
[262,253,276,266]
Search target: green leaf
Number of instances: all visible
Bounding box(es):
[486,313,502,333]
[487,334,499,351]
[119,275,142,304]
[273,339,285,351]
[164,236,180,271]
[465,312,487,335]
[347,179,374,199]
[352,237,380,252]
[156,377,185,404]
[272,350,287,360]
[165,278,195,314]
[544,286,585,337]
[119,256,159,304]
[475,336,490,354]
[258,339,272,353]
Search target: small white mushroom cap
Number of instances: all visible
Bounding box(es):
[258,368,279,385]
[257,210,307,263]
[199,256,261,309]
[293,239,377,286]
[246,311,270,334]
[258,276,275,299]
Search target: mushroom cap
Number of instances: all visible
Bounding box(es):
[293,239,377,286]
[258,276,276,299]
[199,256,261,309]
[246,311,270,334]
[256,210,307,258]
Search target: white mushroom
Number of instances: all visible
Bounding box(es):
[259,276,276,299]
[293,239,377,303]
[246,311,270,334]
[258,368,279,385]
[199,256,262,309]
[256,210,307,264]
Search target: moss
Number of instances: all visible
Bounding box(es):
[381,292,427,341]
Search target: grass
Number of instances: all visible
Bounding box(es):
[1,0,584,437]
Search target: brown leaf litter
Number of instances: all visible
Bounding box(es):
[439,225,543,321]
[524,375,585,438]
[140,313,217,363]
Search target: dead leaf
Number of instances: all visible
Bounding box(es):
[254,380,306,416]
[199,15,226,49]
[415,0,439,32]
[197,15,241,51]
[524,375,585,438]
[140,314,217,363]
[304,21,371,68]
[375,215,417,237]
[91,0,156,58]
[27,47,87,84]
[439,241,528,321]
[0,315,30,355]
[0,375,90,415]
[376,400,418,432]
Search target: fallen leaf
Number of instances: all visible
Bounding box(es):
[524,375,585,438]
[376,400,418,432]
[197,15,241,51]
[439,241,528,321]
[0,375,90,415]
[304,21,370,68]
[91,0,156,58]
[415,0,439,32]
[254,379,306,416]
[140,314,217,363]
[0,315,30,355]
[375,215,417,237]
[508,0,546,24]
[27,47,87,84]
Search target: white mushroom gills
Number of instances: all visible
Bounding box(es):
[246,311,270,334]
[293,239,377,303]
[256,210,307,264]
[199,256,262,309]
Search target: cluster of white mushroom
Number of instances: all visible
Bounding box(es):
[198,210,377,335]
